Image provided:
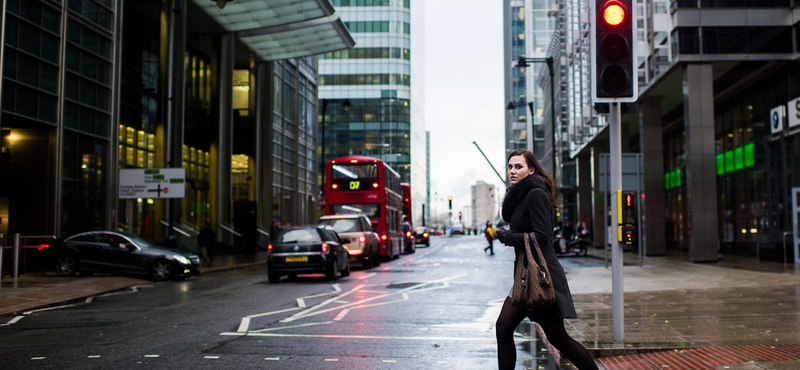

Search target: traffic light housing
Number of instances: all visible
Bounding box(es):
[591,0,637,102]
[458,212,462,221]
[617,191,637,244]
[448,196,453,210]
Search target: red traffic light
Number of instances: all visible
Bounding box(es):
[601,0,626,27]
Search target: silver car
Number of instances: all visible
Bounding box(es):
[319,214,381,269]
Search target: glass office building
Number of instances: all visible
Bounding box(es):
[319,0,426,226]
[0,0,352,250]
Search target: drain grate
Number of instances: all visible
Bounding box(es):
[385,282,421,289]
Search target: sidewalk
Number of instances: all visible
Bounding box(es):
[3,248,800,369]
[560,247,800,370]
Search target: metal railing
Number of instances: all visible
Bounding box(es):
[0,233,56,283]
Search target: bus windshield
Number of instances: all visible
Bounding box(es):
[330,163,379,191]
[330,203,380,218]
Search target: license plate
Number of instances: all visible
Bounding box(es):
[285,256,308,262]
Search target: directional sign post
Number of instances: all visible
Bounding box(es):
[119,168,186,199]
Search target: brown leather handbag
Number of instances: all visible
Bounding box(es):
[511,232,556,311]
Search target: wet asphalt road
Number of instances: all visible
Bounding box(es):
[0,235,601,370]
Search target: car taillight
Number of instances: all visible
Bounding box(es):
[322,242,329,254]
[406,231,411,237]
[359,236,366,243]
[423,232,428,238]
[38,244,50,251]
[381,234,387,240]
[267,244,273,256]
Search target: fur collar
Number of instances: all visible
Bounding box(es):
[501,174,547,221]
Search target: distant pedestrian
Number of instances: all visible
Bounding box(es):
[270,221,281,243]
[484,221,496,255]
[198,223,216,262]
[495,149,598,370]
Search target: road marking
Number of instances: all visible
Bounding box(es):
[0,316,25,326]
[204,356,219,359]
[265,357,280,361]
[235,307,302,332]
[220,332,499,342]
[144,355,159,358]
[359,272,377,279]
[333,309,350,321]
[31,357,45,360]
[296,298,306,308]
[88,355,101,358]
[251,321,333,333]
[382,360,397,363]
[324,358,339,362]
[23,303,79,315]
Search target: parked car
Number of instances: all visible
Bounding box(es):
[267,225,351,283]
[412,226,430,247]
[319,214,381,268]
[451,225,465,235]
[37,231,201,281]
[402,221,415,253]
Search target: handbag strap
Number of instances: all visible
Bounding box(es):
[523,232,551,276]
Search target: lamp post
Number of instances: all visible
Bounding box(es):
[506,100,537,156]
[516,56,557,182]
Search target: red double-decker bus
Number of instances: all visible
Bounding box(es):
[324,156,402,260]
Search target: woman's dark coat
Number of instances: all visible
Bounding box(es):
[499,174,577,320]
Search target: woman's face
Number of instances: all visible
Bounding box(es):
[507,155,533,185]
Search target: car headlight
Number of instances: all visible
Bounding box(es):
[173,255,190,265]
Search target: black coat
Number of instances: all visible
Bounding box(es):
[500,176,577,320]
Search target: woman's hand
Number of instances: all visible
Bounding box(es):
[496,228,507,243]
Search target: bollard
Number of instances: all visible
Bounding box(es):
[13,233,20,283]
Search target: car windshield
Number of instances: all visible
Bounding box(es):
[276,228,322,244]
[320,218,361,233]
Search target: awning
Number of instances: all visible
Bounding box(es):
[191,0,355,61]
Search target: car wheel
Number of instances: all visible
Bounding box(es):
[149,259,173,281]
[410,243,416,254]
[326,258,339,280]
[373,246,381,266]
[268,271,281,283]
[341,258,350,277]
[55,256,78,277]
[361,253,373,269]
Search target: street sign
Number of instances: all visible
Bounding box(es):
[119,168,186,199]
[770,105,785,135]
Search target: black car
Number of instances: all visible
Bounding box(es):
[37,231,201,281]
[267,225,351,283]
[412,226,430,247]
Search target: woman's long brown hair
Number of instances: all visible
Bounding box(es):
[507,149,558,208]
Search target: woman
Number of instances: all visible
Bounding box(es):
[495,149,598,370]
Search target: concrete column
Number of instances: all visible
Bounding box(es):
[254,63,265,228]
[210,33,234,226]
[639,97,666,256]
[683,63,719,263]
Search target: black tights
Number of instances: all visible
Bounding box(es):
[495,297,598,370]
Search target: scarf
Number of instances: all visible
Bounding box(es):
[501,174,548,222]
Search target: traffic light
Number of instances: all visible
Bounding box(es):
[458,212,462,221]
[448,196,453,210]
[617,191,637,244]
[591,0,637,102]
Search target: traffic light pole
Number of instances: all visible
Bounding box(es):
[609,102,624,341]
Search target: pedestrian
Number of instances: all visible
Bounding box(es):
[270,221,281,243]
[495,149,598,370]
[484,221,496,255]
[198,223,216,262]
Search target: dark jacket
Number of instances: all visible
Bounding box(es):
[499,174,577,319]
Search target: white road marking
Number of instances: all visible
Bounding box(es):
[359,272,377,280]
[144,355,159,358]
[88,355,101,358]
[0,316,25,326]
[324,358,339,362]
[237,318,250,332]
[333,309,350,321]
[265,357,280,361]
[204,356,219,359]
[23,304,79,315]
[31,357,45,360]
[220,332,499,342]
[296,298,306,308]
[235,307,302,332]
[251,321,334,333]
[382,360,397,363]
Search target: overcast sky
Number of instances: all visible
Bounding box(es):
[423,1,507,223]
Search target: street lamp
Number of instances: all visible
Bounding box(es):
[319,98,350,196]
[506,100,537,156]
[516,55,557,182]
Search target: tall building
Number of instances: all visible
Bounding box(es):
[559,0,800,266]
[471,181,496,228]
[0,0,352,249]
[318,0,426,226]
